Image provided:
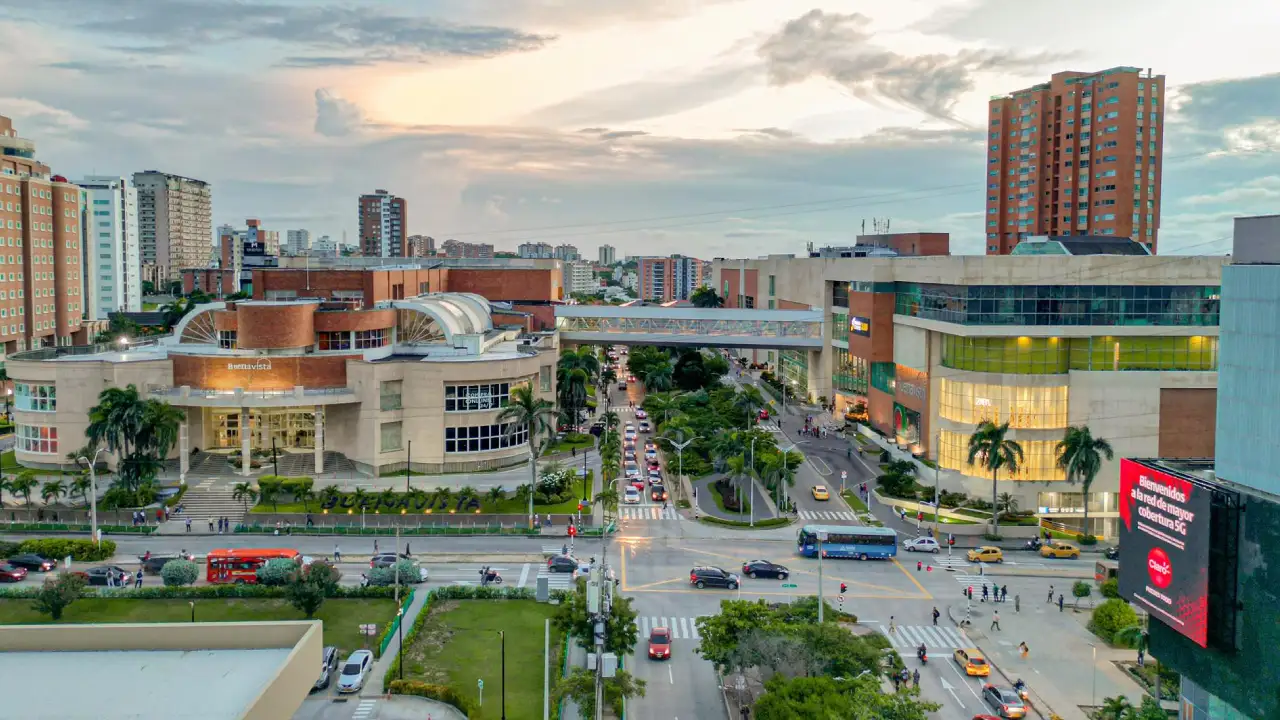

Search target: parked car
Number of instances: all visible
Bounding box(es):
[981,684,1027,718]
[741,560,789,579]
[966,546,1004,564]
[547,555,579,573]
[336,650,373,694]
[312,646,340,691]
[624,487,642,504]
[903,537,941,554]
[689,566,740,590]
[7,553,55,572]
[84,565,131,586]
[648,626,672,660]
[0,564,27,583]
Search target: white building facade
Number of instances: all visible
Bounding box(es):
[77,175,141,319]
[564,261,596,295]
[285,229,311,256]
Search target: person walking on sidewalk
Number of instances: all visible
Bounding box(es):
[333,545,341,563]
[135,568,143,588]
[1058,594,1065,612]
[990,611,1001,631]
[185,517,191,533]
[1019,641,1029,660]
[1047,584,1055,603]
[932,607,940,626]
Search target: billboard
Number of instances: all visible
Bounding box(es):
[1118,459,1211,647]
[850,316,871,337]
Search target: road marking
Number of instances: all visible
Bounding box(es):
[809,455,832,476]
[890,558,933,599]
[352,699,377,720]
[881,624,969,650]
[518,563,530,588]
[637,615,703,640]
[672,545,913,596]
[669,665,674,684]
[939,677,966,710]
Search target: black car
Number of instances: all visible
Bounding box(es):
[84,565,131,586]
[138,554,194,575]
[690,566,739,590]
[7,553,55,572]
[1104,546,1120,560]
[547,555,579,573]
[313,646,340,691]
[741,560,789,580]
[369,552,413,569]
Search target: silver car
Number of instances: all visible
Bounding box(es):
[336,650,373,693]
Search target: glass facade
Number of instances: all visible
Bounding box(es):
[943,334,1218,373]
[16,424,57,454]
[831,282,849,308]
[445,382,516,412]
[212,408,316,449]
[896,283,1220,326]
[1180,676,1255,720]
[832,348,868,394]
[445,421,529,453]
[938,379,1068,429]
[14,383,55,412]
[780,350,808,396]
[938,430,1066,482]
[870,362,895,394]
[831,311,848,339]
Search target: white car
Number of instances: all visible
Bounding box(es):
[624,487,641,504]
[903,536,941,554]
[644,448,658,460]
[625,464,641,479]
[336,650,373,693]
[635,409,648,419]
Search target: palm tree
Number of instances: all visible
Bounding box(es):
[1100,696,1132,720]
[997,492,1019,519]
[594,486,620,521]
[318,485,340,507]
[10,471,38,508]
[1055,425,1115,538]
[86,385,146,462]
[1113,623,1162,699]
[40,479,66,507]
[296,487,316,512]
[732,386,765,430]
[724,455,753,518]
[645,364,674,392]
[641,392,682,428]
[965,421,1024,537]
[486,486,505,506]
[690,286,725,308]
[70,473,93,508]
[232,482,258,513]
[600,410,620,444]
[260,483,282,512]
[497,384,558,528]
[351,487,370,511]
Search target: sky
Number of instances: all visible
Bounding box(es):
[1,0,1278,258]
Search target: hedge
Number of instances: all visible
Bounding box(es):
[375,590,417,659]
[235,523,540,537]
[698,516,793,529]
[16,538,117,562]
[0,523,156,535]
[1088,598,1138,643]
[387,680,474,717]
[0,583,402,601]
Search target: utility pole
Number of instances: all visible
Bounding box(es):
[933,431,941,536]
[817,531,827,623]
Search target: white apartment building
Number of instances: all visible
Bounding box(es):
[564,260,596,295]
[598,244,616,266]
[518,242,554,259]
[312,235,337,257]
[132,171,212,282]
[77,176,141,319]
[285,229,311,256]
[554,244,579,261]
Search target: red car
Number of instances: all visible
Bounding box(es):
[630,478,646,491]
[0,564,28,582]
[648,627,671,660]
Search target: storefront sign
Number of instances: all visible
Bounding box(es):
[850,316,871,337]
[226,360,273,371]
[897,380,926,400]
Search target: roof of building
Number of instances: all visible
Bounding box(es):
[1011,235,1151,256]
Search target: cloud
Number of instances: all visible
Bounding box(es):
[0,97,88,135]
[758,9,1063,124]
[524,65,759,127]
[734,127,798,140]
[0,0,553,66]
[1168,73,1280,153]
[314,88,365,137]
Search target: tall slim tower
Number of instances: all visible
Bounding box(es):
[133,170,213,280]
[986,67,1165,255]
[358,189,407,257]
[77,176,142,319]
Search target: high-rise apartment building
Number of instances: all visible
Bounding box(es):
[518,242,554,259]
[598,244,616,265]
[441,240,494,259]
[564,260,596,295]
[358,189,407,257]
[76,176,141,319]
[553,244,579,261]
[132,170,213,281]
[638,255,706,303]
[0,115,86,353]
[285,229,311,256]
[407,234,435,257]
[986,66,1165,255]
[218,219,278,295]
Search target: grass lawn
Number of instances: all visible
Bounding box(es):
[542,437,596,457]
[0,598,398,657]
[401,599,563,720]
[889,506,978,525]
[840,490,868,512]
[379,468,428,477]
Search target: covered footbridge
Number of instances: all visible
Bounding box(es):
[554,305,823,349]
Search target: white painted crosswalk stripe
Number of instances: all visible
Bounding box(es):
[797,509,857,521]
[619,506,677,520]
[536,569,574,589]
[352,699,377,720]
[934,557,969,569]
[879,624,968,650]
[636,615,704,641]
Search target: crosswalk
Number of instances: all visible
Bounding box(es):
[880,624,970,650]
[797,509,858,522]
[606,406,636,415]
[951,573,1004,596]
[618,506,677,520]
[636,615,705,642]
[757,422,780,432]
[535,567,575,590]
[933,556,970,570]
[352,699,377,720]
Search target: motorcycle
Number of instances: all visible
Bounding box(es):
[479,568,503,586]
[1023,538,1042,550]
[1014,679,1028,701]
[917,645,928,665]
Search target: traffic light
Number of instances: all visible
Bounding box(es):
[568,525,577,538]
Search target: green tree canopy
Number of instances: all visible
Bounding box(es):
[754,675,939,720]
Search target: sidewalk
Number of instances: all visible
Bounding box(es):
[365,587,430,695]
[562,640,588,720]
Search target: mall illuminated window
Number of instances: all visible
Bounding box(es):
[354,328,389,349]
[445,383,513,412]
[1067,335,1217,371]
[317,331,350,351]
[14,382,55,411]
[16,424,57,454]
[445,421,529,453]
[831,311,848,340]
[942,335,1069,374]
[832,348,868,394]
[896,283,1220,327]
[779,350,808,395]
[938,379,1068,429]
[938,430,1065,482]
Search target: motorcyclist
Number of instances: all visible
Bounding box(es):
[917,643,927,663]
[1014,679,1027,698]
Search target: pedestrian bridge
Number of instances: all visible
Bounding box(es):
[554,305,824,349]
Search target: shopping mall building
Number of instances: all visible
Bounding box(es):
[715,236,1224,537]
[6,288,559,476]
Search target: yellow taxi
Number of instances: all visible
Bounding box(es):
[1040,540,1081,559]
[811,485,830,501]
[966,546,1004,563]
[953,648,990,676]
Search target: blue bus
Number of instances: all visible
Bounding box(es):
[797,525,898,560]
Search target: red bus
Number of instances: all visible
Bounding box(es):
[206,548,301,584]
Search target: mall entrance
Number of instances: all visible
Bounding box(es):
[209,408,317,450]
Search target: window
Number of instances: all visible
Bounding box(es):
[939,379,1068,429]
[16,424,57,454]
[445,382,515,412]
[354,328,388,349]
[218,330,237,349]
[899,284,1220,328]
[939,430,1064,482]
[15,383,56,411]
[380,421,403,452]
[444,422,528,453]
[317,331,351,350]
[539,365,552,392]
[831,282,850,308]
[380,380,403,411]
[768,275,775,296]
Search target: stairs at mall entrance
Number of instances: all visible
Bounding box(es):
[157,486,247,535]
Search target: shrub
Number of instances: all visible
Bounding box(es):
[1100,578,1120,599]
[256,476,283,495]
[286,577,326,618]
[983,533,1003,541]
[388,680,474,715]
[1089,599,1138,643]
[1072,580,1092,607]
[368,559,419,586]
[32,573,86,620]
[0,541,20,558]
[299,559,341,594]
[18,538,116,562]
[1077,533,1099,545]
[160,559,200,587]
[255,558,299,586]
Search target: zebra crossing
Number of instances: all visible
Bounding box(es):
[933,556,970,570]
[351,699,377,720]
[797,509,858,522]
[951,573,1003,595]
[880,624,970,650]
[536,567,575,590]
[618,506,678,521]
[757,422,781,432]
[636,615,705,642]
[606,406,636,415]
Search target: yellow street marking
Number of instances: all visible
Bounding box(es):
[891,558,933,599]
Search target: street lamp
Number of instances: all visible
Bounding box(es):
[658,432,700,503]
[778,442,797,512]
[499,630,507,720]
[1090,643,1097,707]
[76,448,106,546]
[397,607,406,681]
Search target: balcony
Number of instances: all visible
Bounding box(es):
[145,384,359,408]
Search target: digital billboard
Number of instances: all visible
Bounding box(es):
[1118,459,1211,647]
[850,316,871,337]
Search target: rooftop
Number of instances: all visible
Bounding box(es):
[1011,235,1152,257]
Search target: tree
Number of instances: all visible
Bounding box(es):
[256,558,299,586]
[1055,425,1114,538]
[86,385,184,493]
[1089,598,1138,643]
[497,384,557,528]
[594,486,620,521]
[232,482,258,513]
[555,667,646,719]
[368,559,419,586]
[286,577,327,618]
[553,577,640,656]
[70,473,93,508]
[9,471,37,508]
[259,482,281,512]
[160,559,199,586]
[965,421,1024,537]
[645,364,674,392]
[39,479,66,507]
[753,675,939,720]
[732,386,765,429]
[696,599,782,675]
[690,286,725,308]
[32,572,86,621]
[295,487,316,512]
[1072,579,1093,608]
[997,491,1019,518]
[298,559,341,594]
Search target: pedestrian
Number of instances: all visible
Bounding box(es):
[1058,594,1065,612]
[888,616,897,634]
[546,513,553,527]
[1048,585,1055,603]
[305,513,314,528]
[991,611,1001,631]
[208,518,215,532]
[562,543,569,556]
[374,539,379,553]
[982,584,989,602]
[892,674,901,691]
[1002,585,1009,603]
[932,607,940,626]
[1137,648,1145,666]
[334,545,341,563]
[185,517,191,533]
[912,669,920,687]
[1019,641,1029,660]
[135,568,143,588]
